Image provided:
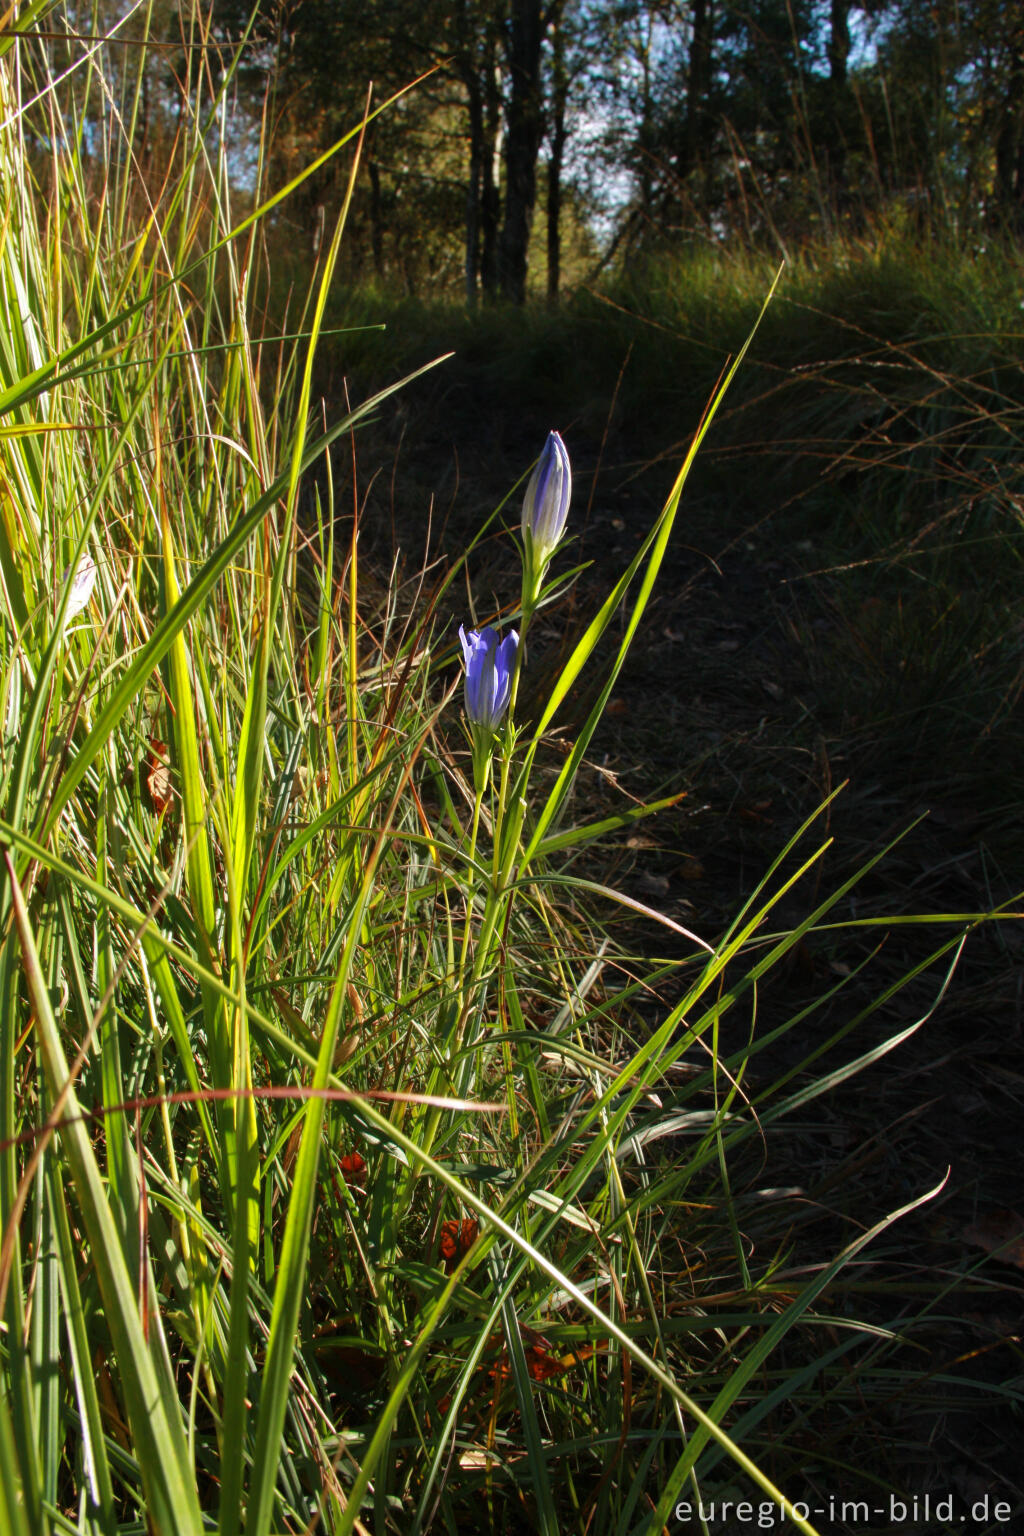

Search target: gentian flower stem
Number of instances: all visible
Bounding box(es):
[415,761,524,1188]
[414,437,572,1193]
[457,781,485,995]
[491,734,513,889]
[507,594,533,721]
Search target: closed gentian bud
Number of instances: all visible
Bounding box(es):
[522,431,570,568]
[459,624,518,734]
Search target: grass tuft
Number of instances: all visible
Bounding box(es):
[0,11,1020,1536]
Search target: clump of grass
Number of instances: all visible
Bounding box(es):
[0,12,1019,1536]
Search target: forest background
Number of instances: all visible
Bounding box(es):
[162,0,1023,300]
[5,0,1024,1527]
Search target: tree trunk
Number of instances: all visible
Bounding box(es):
[498,0,546,303]
[367,156,384,278]
[828,0,850,85]
[993,31,1024,231]
[546,17,567,304]
[481,36,503,298]
[463,68,484,303]
[683,0,712,180]
[827,0,852,195]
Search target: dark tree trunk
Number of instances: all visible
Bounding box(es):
[828,0,850,85]
[498,0,546,303]
[827,0,852,194]
[546,18,567,304]
[480,141,502,296]
[458,11,503,303]
[463,69,484,302]
[639,55,654,221]
[993,31,1024,231]
[367,157,384,278]
[682,0,713,200]
[481,34,503,299]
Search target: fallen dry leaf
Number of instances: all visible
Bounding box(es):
[145,739,172,813]
[440,1217,479,1273]
[339,1151,366,1187]
[963,1209,1024,1269]
[738,799,774,824]
[635,870,670,898]
[458,1449,503,1471]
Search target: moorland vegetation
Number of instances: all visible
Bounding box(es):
[0,3,1022,1532]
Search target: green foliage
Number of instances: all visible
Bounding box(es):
[202,0,1024,302]
[0,9,1020,1536]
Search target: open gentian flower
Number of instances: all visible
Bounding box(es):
[459,624,518,735]
[522,431,571,569]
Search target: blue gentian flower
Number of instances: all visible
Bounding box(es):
[459,625,519,734]
[522,431,571,567]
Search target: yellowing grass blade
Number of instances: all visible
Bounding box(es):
[4,852,203,1536]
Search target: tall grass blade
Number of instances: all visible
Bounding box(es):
[4,854,203,1536]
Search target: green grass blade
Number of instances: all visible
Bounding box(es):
[35,360,444,845]
[498,1285,560,1536]
[244,713,437,1536]
[45,1162,115,1536]
[521,271,783,865]
[3,853,203,1536]
[643,1177,946,1531]
[0,1380,33,1536]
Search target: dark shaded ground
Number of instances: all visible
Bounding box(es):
[331,346,1024,1533]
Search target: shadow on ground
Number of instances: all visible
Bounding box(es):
[321,340,1024,1530]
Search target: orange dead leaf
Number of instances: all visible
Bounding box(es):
[488,1338,603,1386]
[738,798,773,824]
[145,739,172,813]
[339,1151,366,1186]
[526,1344,562,1381]
[440,1217,479,1273]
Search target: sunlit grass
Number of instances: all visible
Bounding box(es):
[0,10,1019,1536]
